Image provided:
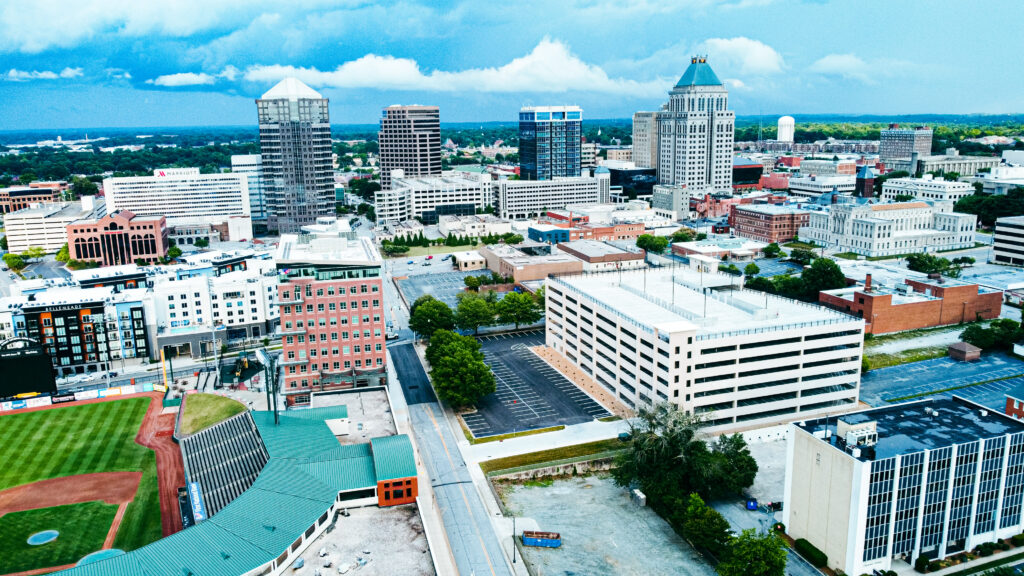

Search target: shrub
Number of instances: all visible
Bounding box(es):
[773,522,785,533]
[1012,533,1024,546]
[928,560,941,572]
[914,556,929,573]
[794,538,828,568]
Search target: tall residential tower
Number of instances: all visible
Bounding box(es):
[256,78,334,234]
[656,57,734,193]
[378,105,442,190]
[631,110,660,169]
[519,106,582,180]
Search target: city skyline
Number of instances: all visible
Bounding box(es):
[1,0,1022,130]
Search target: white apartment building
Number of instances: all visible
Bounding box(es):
[374,171,491,225]
[437,214,513,238]
[785,397,1024,576]
[963,162,1024,196]
[231,154,267,226]
[800,159,857,177]
[656,57,734,193]
[494,175,610,220]
[150,257,280,344]
[788,174,856,198]
[632,111,660,169]
[3,196,106,253]
[994,215,1024,266]
[581,142,597,169]
[800,201,976,257]
[881,174,973,203]
[103,168,253,240]
[546,266,864,431]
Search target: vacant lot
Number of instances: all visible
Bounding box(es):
[502,475,715,576]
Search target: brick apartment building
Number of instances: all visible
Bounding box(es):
[275,221,386,405]
[728,204,809,243]
[67,210,168,266]
[819,274,1002,334]
[528,222,645,244]
[0,186,60,213]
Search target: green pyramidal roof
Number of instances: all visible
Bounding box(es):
[675,57,722,88]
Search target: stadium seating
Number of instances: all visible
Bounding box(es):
[180,412,270,517]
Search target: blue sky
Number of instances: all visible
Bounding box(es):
[1,0,1021,130]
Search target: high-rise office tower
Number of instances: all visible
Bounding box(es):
[378,105,441,190]
[632,111,660,169]
[519,106,582,180]
[656,57,734,193]
[256,78,334,234]
[879,123,933,162]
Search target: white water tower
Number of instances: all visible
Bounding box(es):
[777,116,795,143]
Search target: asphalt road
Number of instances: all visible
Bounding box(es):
[389,341,511,576]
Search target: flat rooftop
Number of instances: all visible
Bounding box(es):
[733,204,807,216]
[551,266,857,339]
[799,396,1024,461]
[559,239,641,258]
[276,234,381,266]
[6,202,95,219]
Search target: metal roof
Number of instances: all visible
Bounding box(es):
[371,435,418,481]
[675,57,723,88]
[57,406,416,576]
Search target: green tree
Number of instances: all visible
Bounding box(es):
[425,330,481,366]
[788,248,816,266]
[711,434,759,496]
[496,291,542,329]
[681,493,732,559]
[18,172,36,185]
[464,275,482,291]
[381,243,409,256]
[695,232,708,241]
[193,238,209,248]
[409,298,456,338]
[21,246,46,262]
[800,257,846,300]
[961,319,1022,351]
[533,285,546,309]
[430,346,496,407]
[71,175,98,196]
[762,243,782,258]
[455,295,495,335]
[0,235,6,251]
[636,234,669,254]
[2,253,25,271]
[670,228,695,243]
[715,529,787,576]
[743,262,760,276]
[167,245,183,259]
[906,253,951,275]
[55,243,70,263]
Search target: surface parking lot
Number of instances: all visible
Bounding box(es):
[395,269,485,308]
[752,257,801,277]
[463,330,610,438]
[859,353,1024,407]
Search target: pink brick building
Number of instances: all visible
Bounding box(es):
[67,210,168,266]
[275,221,386,405]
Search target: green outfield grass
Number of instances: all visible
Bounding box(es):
[180,393,246,436]
[0,397,162,557]
[0,501,118,573]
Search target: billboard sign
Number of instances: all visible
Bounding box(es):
[188,482,208,523]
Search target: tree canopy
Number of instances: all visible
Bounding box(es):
[455,294,495,335]
[496,291,542,329]
[715,529,788,576]
[636,234,669,254]
[408,297,456,338]
[426,330,495,407]
[956,187,1024,226]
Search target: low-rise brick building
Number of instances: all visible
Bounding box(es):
[728,204,809,243]
[556,239,646,272]
[67,210,168,266]
[819,273,1003,334]
[0,186,60,214]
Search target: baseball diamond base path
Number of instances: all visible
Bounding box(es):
[2,392,185,537]
[0,471,141,515]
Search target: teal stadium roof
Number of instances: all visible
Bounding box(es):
[59,407,416,576]
[675,57,723,88]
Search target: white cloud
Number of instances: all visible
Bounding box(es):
[5,67,81,81]
[0,0,340,53]
[808,53,872,82]
[698,37,785,75]
[724,78,747,90]
[147,72,217,87]
[243,38,665,96]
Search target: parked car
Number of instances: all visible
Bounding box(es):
[406,260,414,264]
[426,255,433,260]
[386,331,399,340]
[421,261,431,266]
[442,255,452,261]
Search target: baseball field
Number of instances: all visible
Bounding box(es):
[0,395,175,574]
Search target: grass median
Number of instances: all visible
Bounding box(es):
[480,438,625,475]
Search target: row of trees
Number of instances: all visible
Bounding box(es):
[464,272,514,290]
[408,289,545,338]
[961,319,1023,351]
[425,330,496,407]
[745,256,846,301]
[906,253,975,278]
[2,246,45,272]
[55,243,99,271]
[955,187,1024,226]
[612,404,784,576]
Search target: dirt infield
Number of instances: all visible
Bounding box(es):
[2,392,185,537]
[0,471,141,515]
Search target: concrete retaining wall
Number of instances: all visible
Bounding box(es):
[491,457,616,481]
